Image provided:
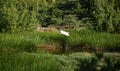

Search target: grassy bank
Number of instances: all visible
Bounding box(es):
[68,30,120,51]
[0,30,120,52]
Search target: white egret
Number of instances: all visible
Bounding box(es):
[60,30,69,36]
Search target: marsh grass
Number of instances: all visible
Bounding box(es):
[0,30,120,52]
[67,30,120,51]
[0,31,59,52]
[0,47,59,71]
[0,47,120,71]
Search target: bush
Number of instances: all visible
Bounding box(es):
[0,0,40,32]
[92,0,120,33]
[102,53,120,71]
[69,53,98,71]
[1,0,120,33]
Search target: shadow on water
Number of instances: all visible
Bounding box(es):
[52,47,120,55]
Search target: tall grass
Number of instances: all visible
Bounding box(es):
[0,47,120,71]
[67,30,120,51]
[0,30,120,52]
[0,47,59,71]
[0,31,57,52]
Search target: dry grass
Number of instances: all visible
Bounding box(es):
[36,26,59,33]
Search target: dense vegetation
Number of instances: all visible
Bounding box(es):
[0,47,120,71]
[0,0,120,71]
[0,0,120,33]
[0,30,120,71]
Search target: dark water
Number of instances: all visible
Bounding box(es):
[53,47,120,55]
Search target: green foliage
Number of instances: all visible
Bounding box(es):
[0,0,41,32]
[38,0,120,33]
[0,0,120,33]
[38,0,82,28]
[90,0,120,33]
